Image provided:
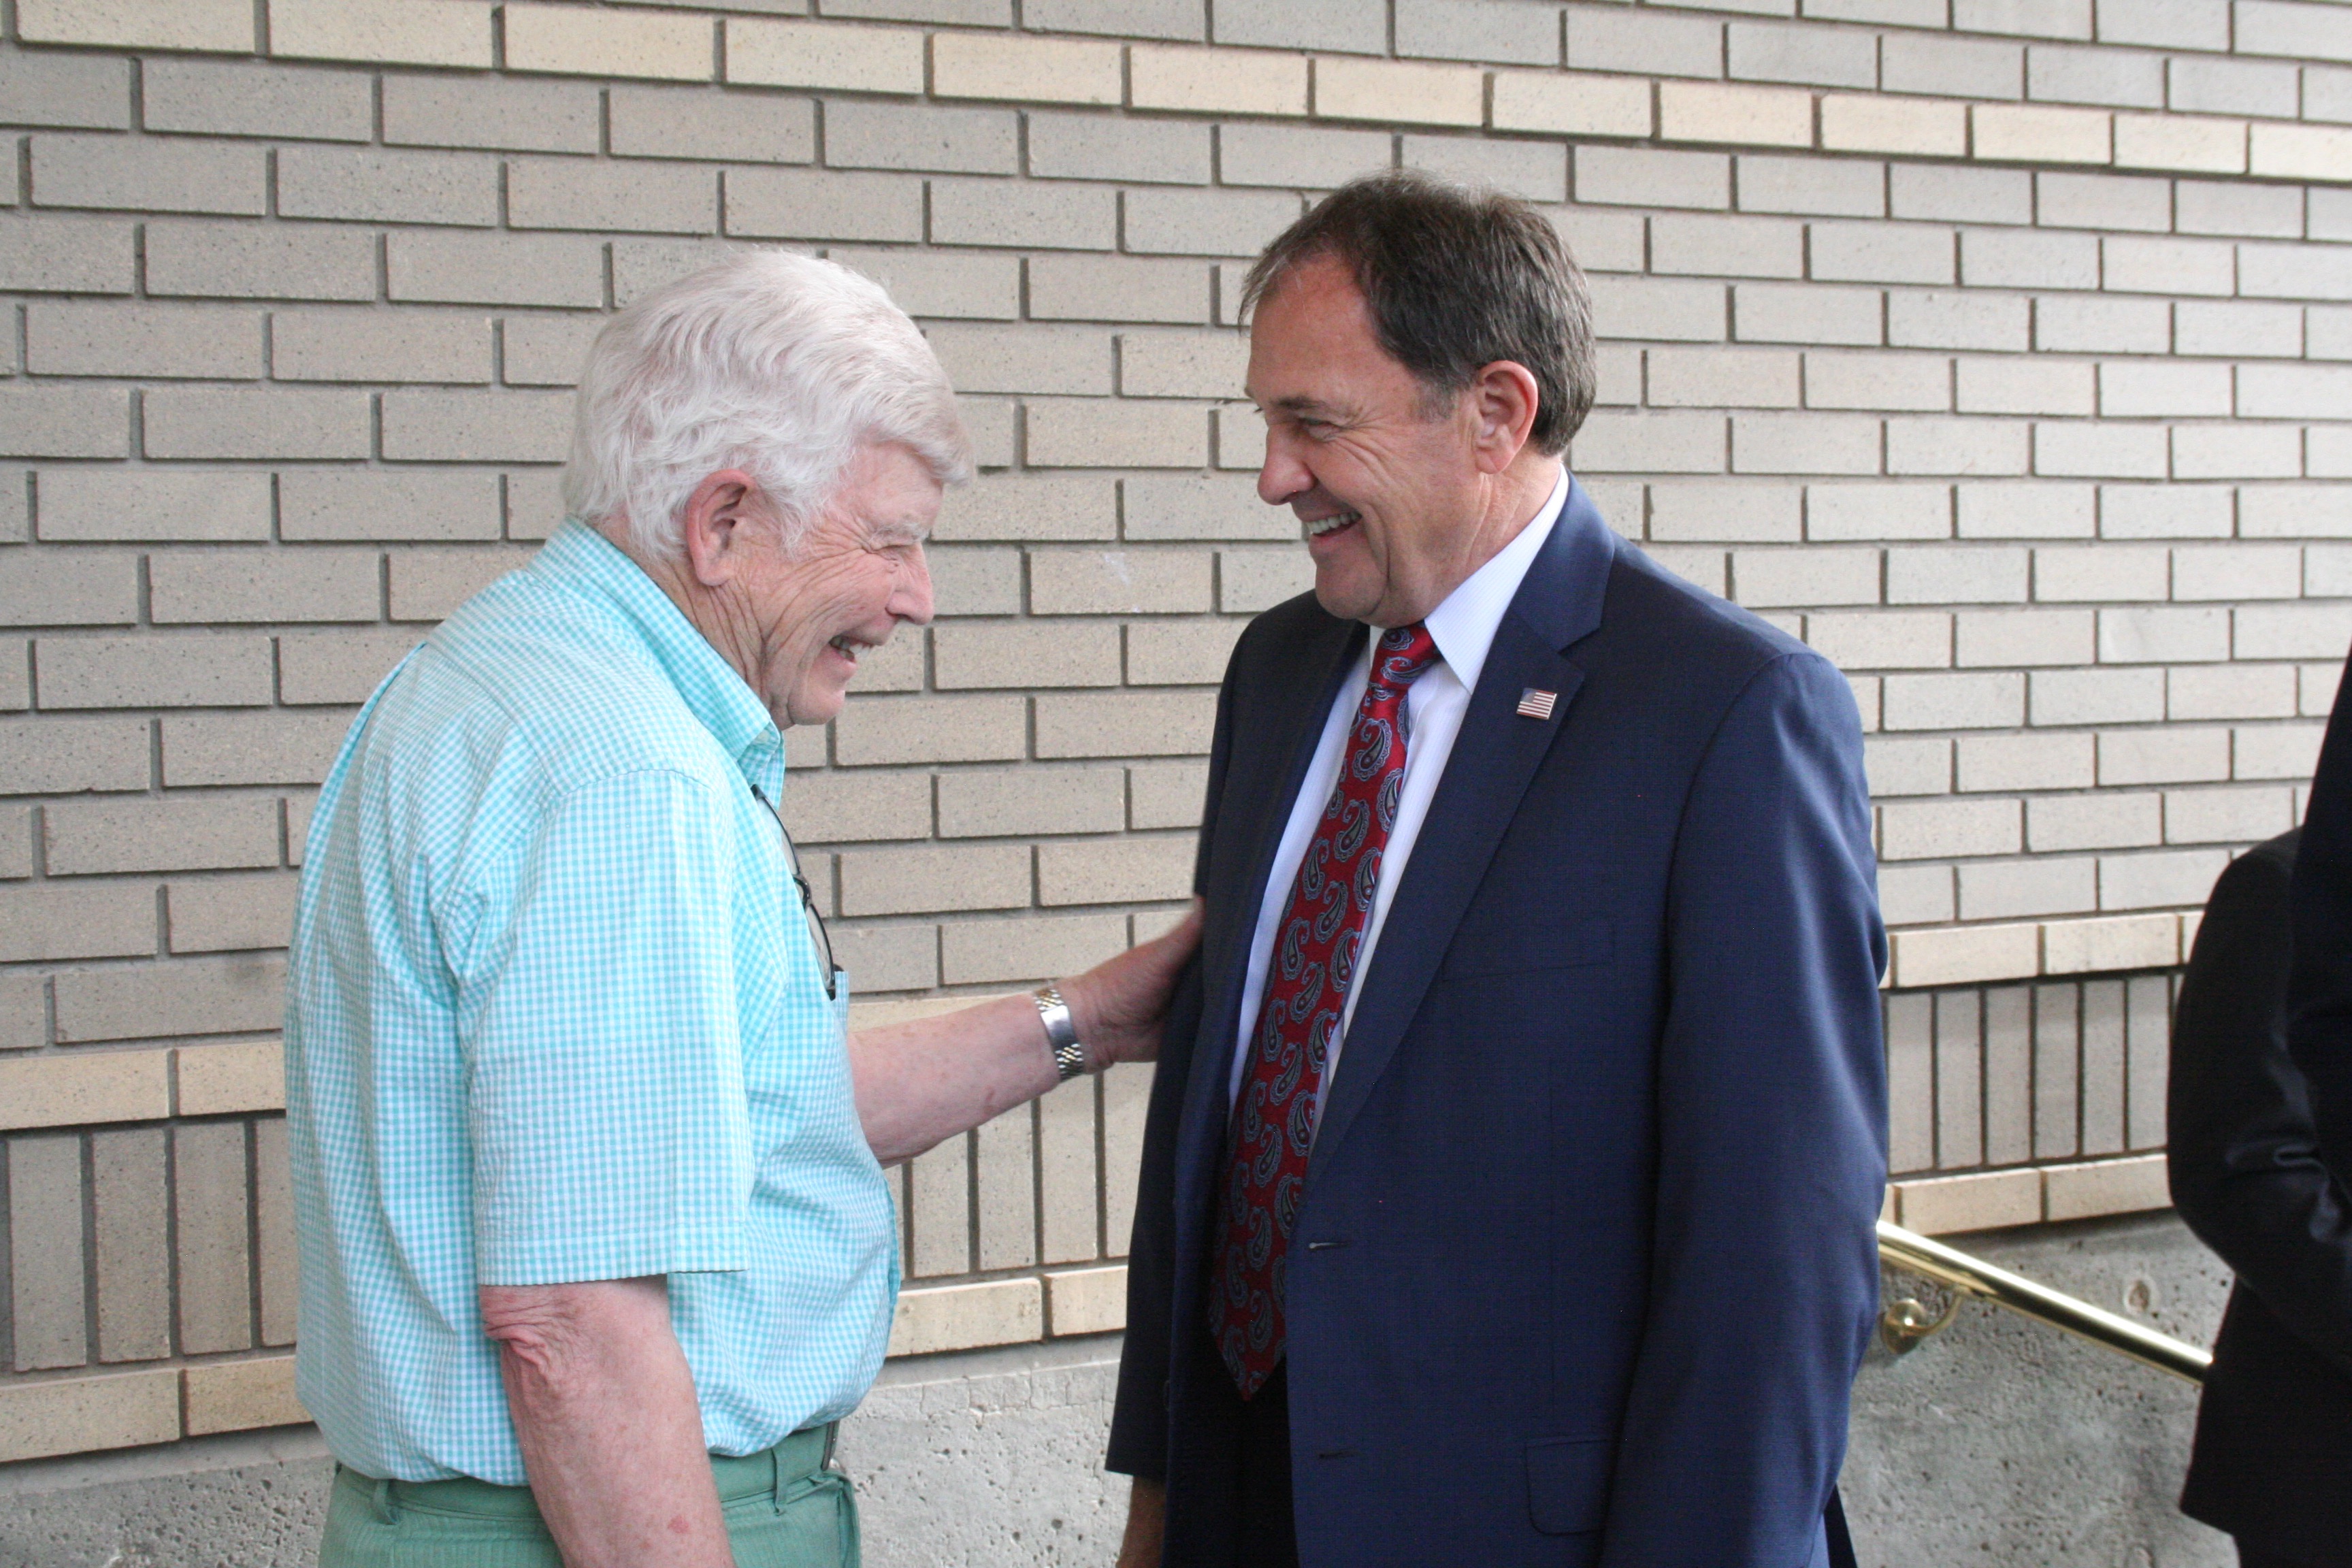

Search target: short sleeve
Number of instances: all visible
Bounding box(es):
[461,769,752,1286]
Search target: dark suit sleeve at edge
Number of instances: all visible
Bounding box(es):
[2171,837,2352,1378]
[1597,651,1889,1568]
[1103,636,1243,1481]
[2292,650,2352,1220]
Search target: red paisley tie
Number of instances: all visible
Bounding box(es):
[1209,622,1441,1399]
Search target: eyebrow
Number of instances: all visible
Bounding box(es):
[868,515,930,545]
[1258,393,1343,416]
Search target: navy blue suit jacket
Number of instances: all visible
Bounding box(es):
[1107,480,1889,1568]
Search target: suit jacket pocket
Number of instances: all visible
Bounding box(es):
[1526,1436,1614,1536]
[1439,917,1614,980]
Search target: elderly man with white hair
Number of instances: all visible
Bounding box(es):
[284,251,1200,1568]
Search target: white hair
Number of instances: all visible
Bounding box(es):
[562,249,972,559]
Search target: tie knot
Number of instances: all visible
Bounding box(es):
[1371,622,1439,696]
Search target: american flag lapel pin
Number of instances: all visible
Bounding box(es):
[1516,688,1558,721]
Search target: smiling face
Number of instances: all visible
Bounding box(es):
[1245,255,1499,627]
[722,442,940,728]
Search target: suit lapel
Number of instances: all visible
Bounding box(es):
[1307,480,1620,1182]
[1176,612,1365,1227]
[1199,619,1363,1017]
[1306,623,1578,1180]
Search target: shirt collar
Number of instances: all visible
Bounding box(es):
[534,519,785,789]
[1414,468,1570,696]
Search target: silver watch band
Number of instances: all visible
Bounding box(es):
[1032,984,1087,1081]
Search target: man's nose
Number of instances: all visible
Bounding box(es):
[892,547,935,627]
[1258,427,1312,508]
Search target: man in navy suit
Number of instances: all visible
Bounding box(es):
[1105,172,1889,1568]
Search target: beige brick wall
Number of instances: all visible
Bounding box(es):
[5,0,2351,1461]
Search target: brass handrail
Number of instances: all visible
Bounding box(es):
[1877,1220,2212,1385]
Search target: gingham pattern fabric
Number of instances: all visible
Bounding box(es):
[285,519,898,1485]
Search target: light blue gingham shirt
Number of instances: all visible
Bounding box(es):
[285,519,898,1485]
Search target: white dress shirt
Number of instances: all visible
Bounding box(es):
[1228,469,1571,1108]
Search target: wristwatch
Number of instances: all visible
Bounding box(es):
[1032,984,1088,1081]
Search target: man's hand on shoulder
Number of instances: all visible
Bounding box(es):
[850,900,1200,1164]
[1065,900,1203,1068]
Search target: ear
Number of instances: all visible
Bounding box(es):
[676,470,764,589]
[1466,360,1541,476]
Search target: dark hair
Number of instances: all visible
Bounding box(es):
[1241,169,1595,453]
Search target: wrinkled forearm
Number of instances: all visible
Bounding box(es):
[484,1278,729,1568]
[851,995,1060,1165]
[851,904,1200,1164]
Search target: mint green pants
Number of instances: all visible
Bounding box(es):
[317,1426,858,1568]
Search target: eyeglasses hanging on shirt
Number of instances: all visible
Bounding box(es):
[750,783,840,1002]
